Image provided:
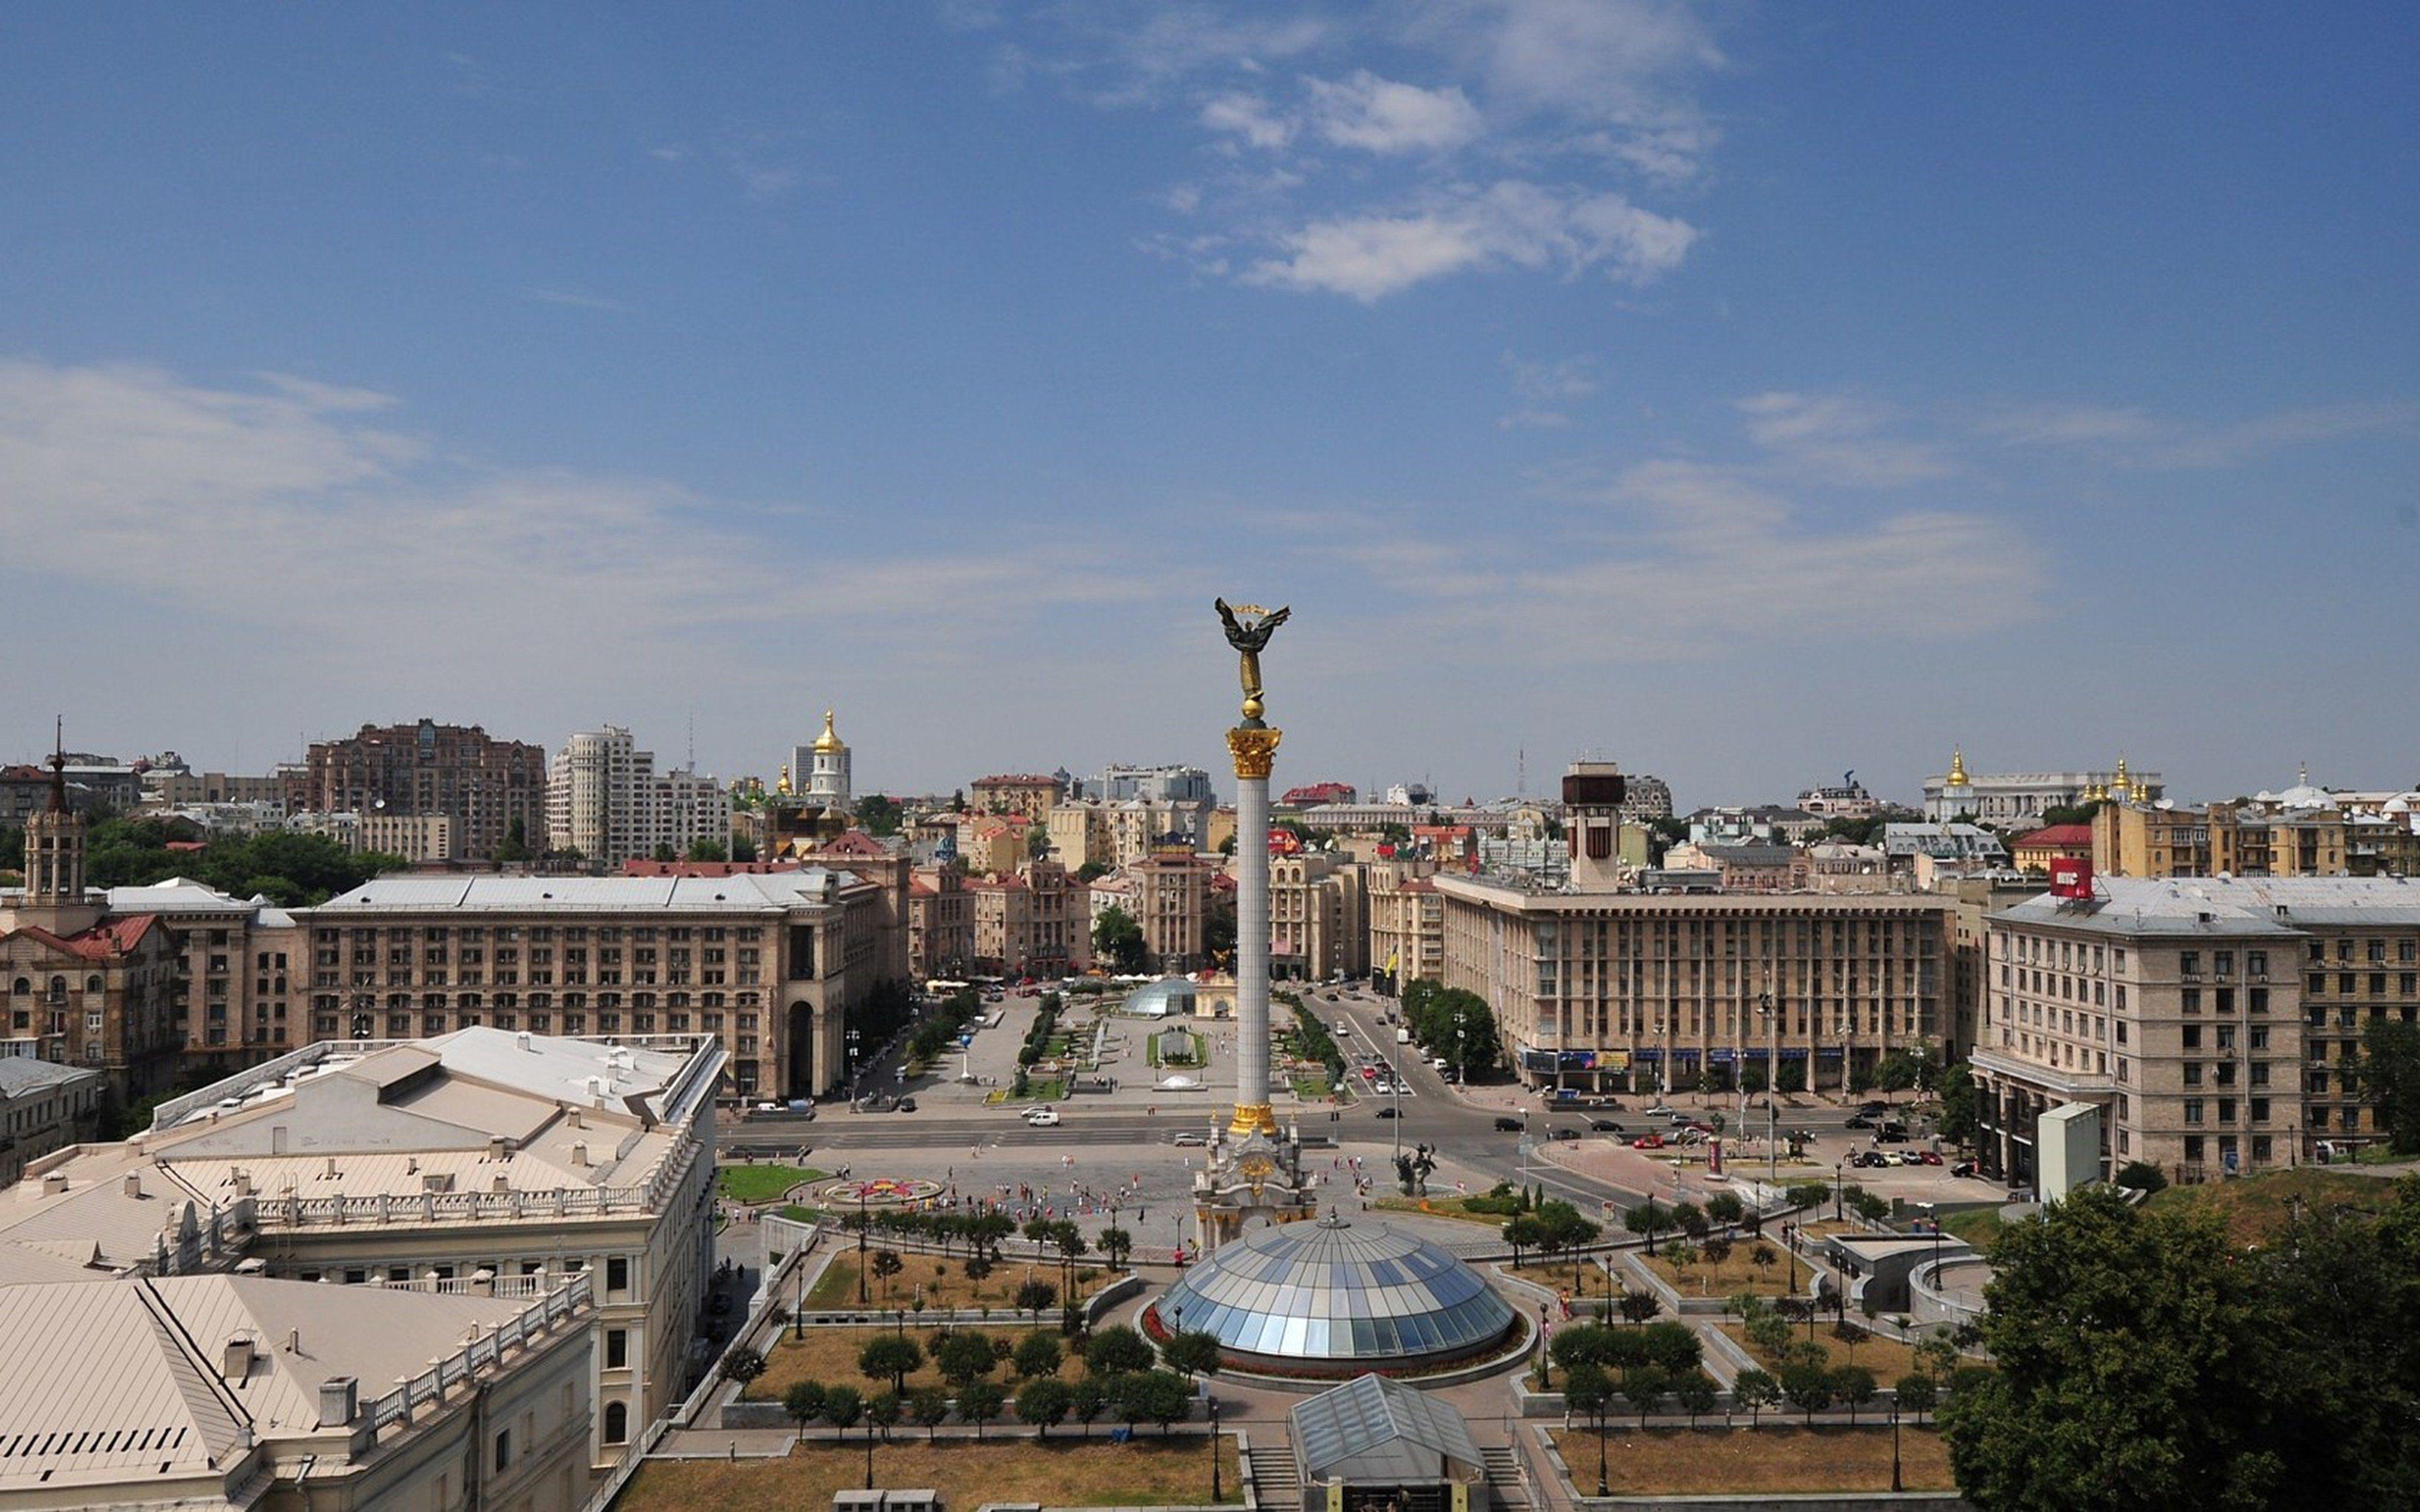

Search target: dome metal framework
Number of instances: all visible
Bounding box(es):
[1147,1216,1517,1377]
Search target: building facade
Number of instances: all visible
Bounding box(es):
[1366,859,1444,995]
[0,1052,104,1187]
[300,869,890,1102]
[1925,748,2163,823]
[1267,852,1367,982]
[1439,876,1950,1097]
[291,720,548,859]
[970,773,1067,818]
[1133,850,1215,973]
[1975,876,2420,1187]
[546,725,733,865]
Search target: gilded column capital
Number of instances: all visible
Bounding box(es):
[1226,726,1283,781]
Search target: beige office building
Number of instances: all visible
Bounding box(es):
[1268,852,1367,982]
[0,1270,597,1512]
[1439,876,1949,1095]
[1975,876,2420,1187]
[4,1026,721,1467]
[301,870,889,1101]
[1367,859,1444,994]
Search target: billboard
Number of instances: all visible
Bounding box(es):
[2050,855,2095,899]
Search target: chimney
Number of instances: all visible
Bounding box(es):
[324,1156,339,1179]
[406,1156,419,1175]
[571,1142,589,1168]
[286,1328,302,1352]
[488,1135,511,1159]
[566,1106,583,1129]
[491,1175,511,1196]
[232,1168,253,1197]
[318,1375,358,1429]
[42,1173,68,1196]
[123,1171,143,1199]
[517,1029,534,1052]
[221,1337,255,1382]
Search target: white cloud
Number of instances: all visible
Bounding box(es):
[1735,391,1955,487]
[1498,351,1596,428]
[1200,92,1293,149]
[1304,71,1482,154]
[1977,398,2419,470]
[1244,180,1696,300]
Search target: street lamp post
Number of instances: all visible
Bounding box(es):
[846,1028,862,1104]
[857,1188,870,1305]
[1596,1400,1610,1497]
[1209,1396,1222,1501]
[1835,1159,1846,1222]
[1891,1400,1904,1491]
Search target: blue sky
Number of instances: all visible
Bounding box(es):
[2,2,2413,808]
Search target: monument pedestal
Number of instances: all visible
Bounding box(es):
[1192,1118,1316,1253]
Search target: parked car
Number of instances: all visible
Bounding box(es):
[1644,1104,1677,1118]
[1494,1116,1525,1132]
[1852,1151,1889,1168]
[1874,1128,1911,1144]
[895,1096,917,1113]
[1950,1159,1979,1178]
[1916,1149,1944,1166]
[1631,1134,1666,1150]
[1023,1107,1061,1127]
[1551,1127,1580,1141]
[1372,1081,1395,1095]
[1589,1118,1625,1133]
[1857,1100,1889,1115]
[1375,1106,1401,1118]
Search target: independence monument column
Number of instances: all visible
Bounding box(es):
[1217,598,1287,1138]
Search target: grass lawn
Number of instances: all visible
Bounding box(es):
[1940,1207,2007,1252]
[1147,1030,1206,1068]
[619,1437,1241,1512]
[1546,1424,1954,1494]
[1718,1322,1928,1383]
[1633,1241,1799,1298]
[805,1253,1108,1312]
[745,1323,1082,1400]
[2148,1166,2400,1246]
[1019,1077,1069,1101]
[719,1165,827,1207]
[1290,1074,1337,1101]
[1370,1196,1509,1228]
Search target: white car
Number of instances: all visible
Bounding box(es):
[1022,1107,1061,1126]
[1372,1081,1395,1095]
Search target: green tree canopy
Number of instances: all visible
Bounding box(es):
[2356,1020,2420,1153]
[1091,905,1148,973]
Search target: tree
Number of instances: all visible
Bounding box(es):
[1617,1288,1662,1326]
[1085,1323,1154,1377]
[936,1329,999,1389]
[860,1335,923,1394]
[1739,1065,1769,1095]
[1501,1213,1543,1266]
[721,1346,767,1385]
[650,841,677,863]
[1939,1181,2388,1511]
[1015,1279,1059,1320]
[784,1380,828,1445]
[1896,1372,1938,1426]
[1070,1376,1110,1439]
[1162,1329,1222,1383]
[1641,1320,1702,1377]
[1704,1191,1745,1231]
[822,1384,864,1443]
[731,833,759,862]
[1013,1331,1063,1380]
[1620,1366,1666,1428]
[1673,1371,1718,1427]
[2357,1020,2420,1153]
[1834,1365,1877,1425]
[1623,1200,1671,1256]
[1781,1363,1834,1424]
[1563,1362,1614,1493]
[1097,1225,1134,1270]
[871,1248,905,1303]
[1934,1061,1979,1147]
[1091,905,1148,973]
[866,1390,903,1441]
[1116,1369,1194,1435]
[1732,1368,1781,1426]
[2114,1159,2168,1194]
[910,1386,952,1442]
[1017,1377,1073,1438]
[1852,1190,1891,1224]
[957,1380,1006,1441]
[687,836,730,862]
[856,794,904,837]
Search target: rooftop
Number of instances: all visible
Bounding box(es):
[314,869,863,913]
[2000,875,2420,937]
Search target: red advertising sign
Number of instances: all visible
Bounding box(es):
[2050,856,2095,899]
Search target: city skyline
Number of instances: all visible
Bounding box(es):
[2,4,2413,801]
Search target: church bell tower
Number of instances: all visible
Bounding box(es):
[18,720,101,934]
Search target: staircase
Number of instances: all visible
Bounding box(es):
[1248,1444,1300,1506]
[1480,1445,1529,1510]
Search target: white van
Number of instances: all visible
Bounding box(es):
[1395,1027,1412,1044]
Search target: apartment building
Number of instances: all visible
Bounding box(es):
[2093,798,2420,880]
[1367,858,1444,994]
[0,1053,104,1187]
[909,865,975,979]
[3,1026,719,1467]
[290,720,548,859]
[1976,876,2420,1187]
[1438,875,1949,1097]
[1268,851,1367,982]
[1133,850,1215,973]
[301,869,890,1101]
[103,879,308,1080]
[969,861,1083,977]
[970,773,1067,818]
[1925,749,2163,823]
[0,1270,597,1512]
[547,725,733,864]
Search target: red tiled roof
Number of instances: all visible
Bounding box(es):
[2013,824,2094,849]
[817,830,886,855]
[7,914,161,960]
[0,764,47,782]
